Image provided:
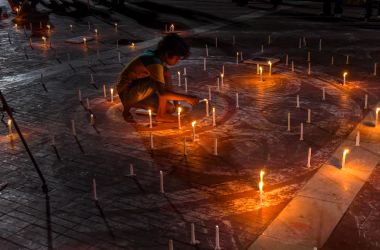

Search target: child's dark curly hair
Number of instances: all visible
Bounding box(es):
[156,33,190,59]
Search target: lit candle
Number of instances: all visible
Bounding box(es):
[130,42,135,49]
[220,73,224,86]
[342,149,349,168]
[92,178,98,200]
[343,72,348,85]
[285,54,288,66]
[259,66,263,82]
[303,37,307,46]
[184,77,188,93]
[169,240,173,250]
[170,24,174,32]
[205,44,208,57]
[177,107,182,129]
[376,107,380,127]
[183,67,187,76]
[7,119,12,136]
[356,131,360,146]
[308,62,311,75]
[259,179,264,206]
[160,170,164,193]
[307,51,310,62]
[236,93,239,108]
[300,123,304,141]
[236,52,239,64]
[204,99,209,117]
[78,89,82,102]
[215,225,221,250]
[346,55,349,65]
[42,36,47,46]
[212,107,216,127]
[71,120,76,136]
[364,94,368,109]
[208,86,212,100]
[183,137,187,156]
[214,138,218,156]
[46,24,50,32]
[15,7,19,15]
[268,61,272,76]
[114,22,118,32]
[319,38,322,51]
[203,57,206,71]
[110,88,114,102]
[150,133,154,149]
[177,71,181,86]
[222,64,225,75]
[83,37,87,47]
[291,60,294,72]
[69,24,73,32]
[307,147,311,167]
[322,87,326,101]
[257,64,260,75]
[192,121,196,141]
[331,56,334,65]
[374,63,377,76]
[90,114,95,126]
[103,84,107,98]
[296,95,300,108]
[148,109,152,128]
[217,77,220,92]
[94,29,98,36]
[287,112,291,131]
[307,109,311,123]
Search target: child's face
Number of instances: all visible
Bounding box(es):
[164,55,181,65]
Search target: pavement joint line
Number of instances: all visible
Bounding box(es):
[249,109,380,250]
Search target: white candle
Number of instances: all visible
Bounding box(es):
[346,55,349,65]
[71,120,76,136]
[178,107,182,129]
[268,61,272,76]
[257,64,260,75]
[148,109,153,128]
[259,180,264,206]
[183,137,187,156]
[296,95,300,108]
[215,225,221,250]
[364,94,368,109]
[307,147,311,168]
[214,138,218,156]
[170,24,174,32]
[168,240,173,250]
[150,133,154,149]
[222,64,225,75]
[83,37,87,47]
[184,67,187,76]
[160,170,164,193]
[206,44,209,57]
[129,163,135,176]
[42,36,47,47]
[307,51,310,62]
[319,38,322,51]
[177,71,181,86]
[7,119,12,136]
[259,66,263,82]
[307,109,311,123]
[110,88,114,102]
[331,56,334,65]
[285,54,288,66]
[78,89,82,101]
[192,121,196,141]
[236,93,239,108]
[215,37,218,48]
[217,77,220,92]
[90,114,95,126]
[343,72,348,85]
[94,29,98,37]
[220,73,224,87]
[261,44,264,53]
[70,24,73,32]
[208,86,212,100]
[298,37,302,48]
[308,62,311,75]
[103,84,107,98]
[184,77,188,93]
[92,178,98,200]
[356,131,360,146]
[322,87,326,101]
[190,223,198,245]
[203,57,206,71]
[114,22,118,32]
[300,123,304,141]
[374,63,377,76]
[236,52,239,64]
[212,107,216,127]
[342,149,349,168]
[291,60,294,72]
[204,99,209,117]
[287,112,291,131]
[86,98,90,110]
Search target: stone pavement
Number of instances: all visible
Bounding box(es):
[1,0,380,249]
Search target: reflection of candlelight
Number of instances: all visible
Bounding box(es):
[192,121,196,141]
[343,72,348,85]
[177,107,182,129]
[268,61,272,76]
[342,149,349,168]
[259,170,264,206]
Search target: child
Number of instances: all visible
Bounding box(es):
[117,33,199,123]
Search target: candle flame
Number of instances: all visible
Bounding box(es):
[178,107,182,114]
[376,107,380,114]
[259,181,264,192]
[259,66,263,73]
[114,22,118,27]
[148,109,152,115]
[192,121,196,127]
[343,148,350,156]
[110,88,114,95]
[7,119,11,127]
[47,24,50,29]
[94,29,98,34]
[131,42,135,47]
[178,71,180,75]
[260,170,265,183]
[42,36,46,41]
[343,72,348,77]
[268,61,272,65]
[221,73,224,78]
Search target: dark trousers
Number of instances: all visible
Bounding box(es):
[323,0,343,14]
[365,0,380,18]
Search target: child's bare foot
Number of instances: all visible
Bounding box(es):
[156,114,177,123]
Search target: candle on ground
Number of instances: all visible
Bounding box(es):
[322,87,326,101]
[110,88,114,102]
[268,61,272,76]
[160,170,164,193]
[212,107,216,127]
[307,147,312,167]
[214,138,218,156]
[92,178,98,200]
[114,22,118,32]
[204,99,209,117]
[308,62,311,75]
[192,121,196,141]
[346,55,349,64]
[215,225,221,250]
[42,36,47,47]
[342,149,349,168]
[236,93,239,108]
[287,112,291,131]
[285,54,288,66]
[70,24,73,32]
[169,240,174,250]
[71,120,76,136]
[331,56,334,65]
[103,84,107,98]
[259,66,263,82]
[296,95,300,108]
[185,77,188,93]
[356,131,360,146]
[90,114,95,126]
[83,37,87,47]
[177,107,182,129]
[217,77,220,92]
[177,71,181,86]
[7,119,12,136]
[261,44,264,53]
[259,171,264,206]
[170,24,174,32]
[86,98,90,110]
[190,223,199,245]
[364,94,368,109]
[148,109,153,128]
[236,52,239,64]
[94,29,98,36]
[150,133,154,149]
[220,73,224,87]
[184,67,187,76]
[129,164,135,176]
[374,63,377,76]
[222,64,225,75]
[291,60,294,72]
[343,72,348,85]
[307,109,311,123]
[300,123,304,141]
[203,57,206,71]
[47,24,50,32]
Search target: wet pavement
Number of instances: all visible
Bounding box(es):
[0,0,380,249]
